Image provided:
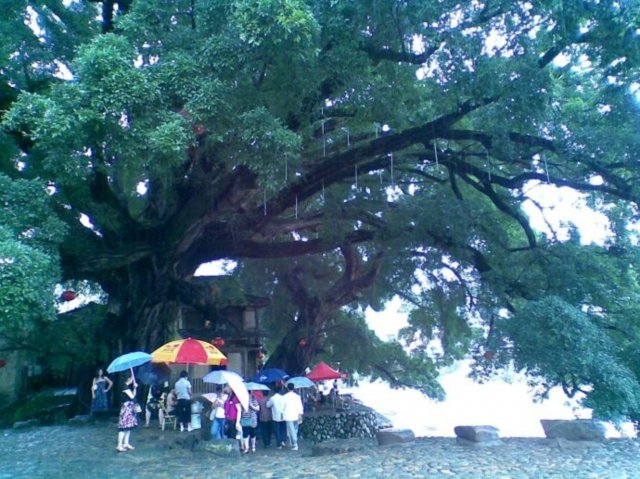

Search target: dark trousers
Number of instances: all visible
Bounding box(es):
[259,420,272,447]
[176,399,190,427]
[273,420,286,446]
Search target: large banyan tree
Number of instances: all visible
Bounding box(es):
[3,1,640,419]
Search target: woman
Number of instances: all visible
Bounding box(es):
[116,375,138,452]
[239,392,260,453]
[90,368,113,414]
[209,389,228,440]
[223,391,242,448]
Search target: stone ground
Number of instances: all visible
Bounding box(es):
[1,421,640,479]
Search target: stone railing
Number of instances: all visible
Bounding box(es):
[299,404,385,443]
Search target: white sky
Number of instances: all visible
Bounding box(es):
[522,181,611,245]
[346,361,635,438]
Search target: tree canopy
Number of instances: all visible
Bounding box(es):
[2,0,640,423]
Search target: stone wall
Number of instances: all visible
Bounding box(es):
[300,406,382,443]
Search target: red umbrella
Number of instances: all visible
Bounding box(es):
[306,361,346,381]
[151,338,227,365]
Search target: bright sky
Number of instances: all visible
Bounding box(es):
[346,361,635,438]
[522,181,611,245]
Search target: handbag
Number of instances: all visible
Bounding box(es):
[133,402,142,414]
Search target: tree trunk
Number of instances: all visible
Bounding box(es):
[265,306,328,375]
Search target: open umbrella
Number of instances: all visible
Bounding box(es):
[137,362,172,385]
[201,392,220,403]
[252,368,289,383]
[244,381,271,391]
[202,370,248,411]
[286,376,315,389]
[306,361,345,381]
[107,351,152,374]
[151,338,227,366]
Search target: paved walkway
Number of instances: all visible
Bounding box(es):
[1,421,640,478]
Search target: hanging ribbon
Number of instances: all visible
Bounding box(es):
[354,165,358,190]
[390,152,394,186]
[543,156,550,183]
[263,189,267,216]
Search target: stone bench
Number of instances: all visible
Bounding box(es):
[540,419,606,441]
[454,425,501,445]
[312,437,376,456]
[376,428,415,446]
[201,439,241,458]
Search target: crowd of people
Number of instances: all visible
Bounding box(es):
[96,369,306,454]
[203,380,304,453]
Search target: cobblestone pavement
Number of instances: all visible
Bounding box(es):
[1,422,640,479]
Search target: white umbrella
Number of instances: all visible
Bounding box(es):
[202,370,248,411]
[201,393,219,403]
[244,381,271,391]
[286,376,315,389]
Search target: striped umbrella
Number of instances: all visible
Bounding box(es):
[151,338,227,366]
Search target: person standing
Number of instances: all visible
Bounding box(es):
[144,383,163,428]
[90,368,113,414]
[282,383,303,451]
[257,390,273,448]
[116,375,138,452]
[266,387,286,449]
[209,389,228,440]
[174,370,192,432]
[223,391,242,449]
[239,392,260,453]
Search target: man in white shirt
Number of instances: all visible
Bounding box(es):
[281,383,303,450]
[174,370,192,432]
[266,387,286,448]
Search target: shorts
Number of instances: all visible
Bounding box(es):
[242,425,257,439]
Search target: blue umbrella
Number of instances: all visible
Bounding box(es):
[286,376,315,389]
[252,368,290,384]
[107,351,152,374]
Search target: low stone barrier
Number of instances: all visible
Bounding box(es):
[311,437,376,456]
[68,414,92,426]
[13,419,41,429]
[454,425,500,444]
[540,419,606,441]
[376,428,415,446]
[201,438,241,458]
[300,406,380,443]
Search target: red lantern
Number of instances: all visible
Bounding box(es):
[298,338,307,347]
[60,290,77,302]
[211,337,225,348]
[483,351,496,360]
[0,359,6,368]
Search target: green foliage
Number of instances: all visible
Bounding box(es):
[311,305,445,399]
[234,107,301,187]
[1,0,640,421]
[0,175,65,337]
[0,229,58,330]
[233,0,318,48]
[501,296,640,421]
